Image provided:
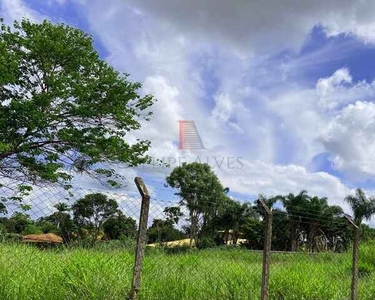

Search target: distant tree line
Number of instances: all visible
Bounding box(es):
[0,193,137,245]
[0,162,374,252]
[162,162,375,252]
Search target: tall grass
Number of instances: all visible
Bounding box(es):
[0,243,374,299]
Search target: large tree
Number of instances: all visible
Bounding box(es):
[215,198,254,244]
[72,193,119,243]
[0,19,154,189]
[166,162,227,247]
[103,211,136,240]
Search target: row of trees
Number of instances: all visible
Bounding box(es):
[0,162,374,252]
[163,162,375,252]
[0,193,137,244]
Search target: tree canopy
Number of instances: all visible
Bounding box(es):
[345,188,375,225]
[166,162,229,247]
[72,193,119,243]
[0,19,154,187]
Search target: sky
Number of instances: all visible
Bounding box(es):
[3,0,375,218]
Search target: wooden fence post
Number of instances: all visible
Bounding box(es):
[129,177,150,300]
[345,215,359,300]
[259,199,272,300]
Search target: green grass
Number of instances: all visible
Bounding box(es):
[0,243,374,299]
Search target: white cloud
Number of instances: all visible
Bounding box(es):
[79,1,375,207]
[209,93,250,134]
[123,0,375,57]
[219,160,352,209]
[1,0,46,23]
[320,101,375,177]
[141,75,183,143]
[316,68,375,110]
[316,68,353,109]
[4,0,375,217]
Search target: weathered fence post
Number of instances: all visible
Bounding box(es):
[345,215,359,300]
[129,177,150,300]
[259,199,272,300]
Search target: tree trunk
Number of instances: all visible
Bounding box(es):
[189,211,194,248]
[224,228,229,244]
[91,226,100,246]
[291,223,297,251]
[308,224,317,253]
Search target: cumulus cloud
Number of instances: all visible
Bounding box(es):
[209,93,251,134]
[4,0,375,212]
[80,1,375,206]
[219,160,352,208]
[320,101,375,177]
[316,68,375,110]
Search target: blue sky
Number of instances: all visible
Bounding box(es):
[3,0,375,214]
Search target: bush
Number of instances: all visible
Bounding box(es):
[22,224,43,235]
[197,236,216,249]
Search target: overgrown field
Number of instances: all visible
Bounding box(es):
[0,242,375,300]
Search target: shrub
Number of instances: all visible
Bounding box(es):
[197,236,216,249]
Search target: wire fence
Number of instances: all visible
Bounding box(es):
[0,177,371,299]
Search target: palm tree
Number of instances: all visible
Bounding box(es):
[305,196,343,252]
[279,190,310,251]
[216,199,254,244]
[253,194,277,218]
[345,188,375,225]
[53,202,70,229]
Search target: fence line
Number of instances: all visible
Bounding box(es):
[132,177,361,299]
[0,176,364,299]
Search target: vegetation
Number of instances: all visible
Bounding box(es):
[0,18,154,206]
[1,163,374,254]
[163,163,375,252]
[345,188,375,225]
[0,192,137,245]
[0,16,375,300]
[166,162,229,247]
[72,193,120,244]
[0,242,374,299]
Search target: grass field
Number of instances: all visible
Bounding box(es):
[0,242,374,299]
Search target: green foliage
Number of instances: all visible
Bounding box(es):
[72,193,119,243]
[272,191,350,252]
[345,189,375,225]
[36,220,59,234]
[103,212,136,240]
[0,18,154,188]
[242,217,263,249]
[147,219,185,243]
[213,198,254,244]
[271,210,291,251]
[166,162,228,244]
[164,206,183,225]
[37,207,74,242]
[22,223,42,235]
[1,212,33,234]
[360,224,375,242]
[197,236,216,249]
